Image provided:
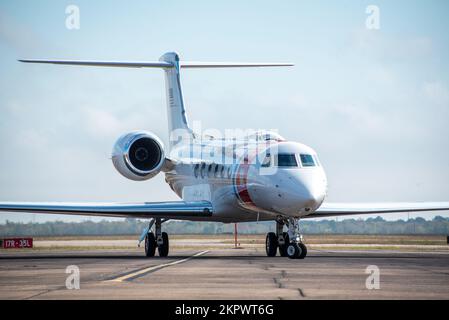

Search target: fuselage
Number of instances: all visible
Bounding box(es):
[164,131,328,222]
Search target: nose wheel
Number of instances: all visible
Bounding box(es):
[285,242,307,259]
[286,217,307,259]
[266,218,307,259]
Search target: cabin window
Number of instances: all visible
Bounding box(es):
[194,164,199,178]
[214,165,220,178]
[200,163,206,178]
[208,164,213,178]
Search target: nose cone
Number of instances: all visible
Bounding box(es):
[272,170,327,216]
[297,179,326,209]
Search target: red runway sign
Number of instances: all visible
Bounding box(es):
[2,238,33,249]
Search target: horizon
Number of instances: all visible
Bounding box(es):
[2,214,448,224]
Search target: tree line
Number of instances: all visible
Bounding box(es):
[1,216,448,236]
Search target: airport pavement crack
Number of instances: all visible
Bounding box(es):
[298,288,306,298]
[24,285,67,300]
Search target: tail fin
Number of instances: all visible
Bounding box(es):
[19,52,293,148]
[159,52,192,144]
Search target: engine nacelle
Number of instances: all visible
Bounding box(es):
[112,131,166,181]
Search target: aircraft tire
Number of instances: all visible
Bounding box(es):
[279,232,289,257]
[266,232,278,257]
[287,243,301,259]
[298,243,307,259]
[158,232,169,257]
[145,233,156,257]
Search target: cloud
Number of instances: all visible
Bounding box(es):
[0,11,44,54]
[16,129,49,150]
[333,104,384,133]
[81,105,167,142]
[422,81,449,106]
[83,108,123,139]
[350,29,433,61]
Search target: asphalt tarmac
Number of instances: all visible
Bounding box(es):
[0,247,448,299]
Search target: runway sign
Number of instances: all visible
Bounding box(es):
[2,238,33,249]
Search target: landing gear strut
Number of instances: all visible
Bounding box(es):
[285,217,307,259]
[277,220,289,257]
[265,217,307,259]
[145,218,169,258]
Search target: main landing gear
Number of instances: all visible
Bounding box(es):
[145,218,169,257]
[265,217,307,259]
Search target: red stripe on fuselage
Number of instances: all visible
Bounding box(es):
[234,152,258,210]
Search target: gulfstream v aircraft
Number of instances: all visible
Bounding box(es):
[1,52,448,259]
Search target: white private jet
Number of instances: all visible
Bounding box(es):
[1,52,448,259]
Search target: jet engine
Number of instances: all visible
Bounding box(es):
[112,131,166,181]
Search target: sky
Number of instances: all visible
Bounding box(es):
[0,0,448,223]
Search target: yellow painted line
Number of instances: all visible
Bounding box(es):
[106,250,209,283]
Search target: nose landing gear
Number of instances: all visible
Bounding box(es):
[286,217,307,259]
[265,217,307,259]
[285,242,307,259]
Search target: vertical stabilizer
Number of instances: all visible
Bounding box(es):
[159,52,193,148]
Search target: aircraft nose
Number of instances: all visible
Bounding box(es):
[272,171,326,215]
[300,183,325,209]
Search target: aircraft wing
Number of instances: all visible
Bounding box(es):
[0,201,213,220]
[307,202,449,218]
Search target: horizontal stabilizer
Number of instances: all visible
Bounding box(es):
[181,62,294,68]
[18,59,174,68]
[18,60,294,69]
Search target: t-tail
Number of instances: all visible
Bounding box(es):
[19,52,293,148]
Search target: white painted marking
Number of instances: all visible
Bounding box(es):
[106,250,209,283]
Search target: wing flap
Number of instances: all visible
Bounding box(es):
[308,202,449,218]
[0,201,213,219]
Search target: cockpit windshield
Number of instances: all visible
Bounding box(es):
[261,153,319,168]
[276,154,298,167]
[300,154,316,167]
